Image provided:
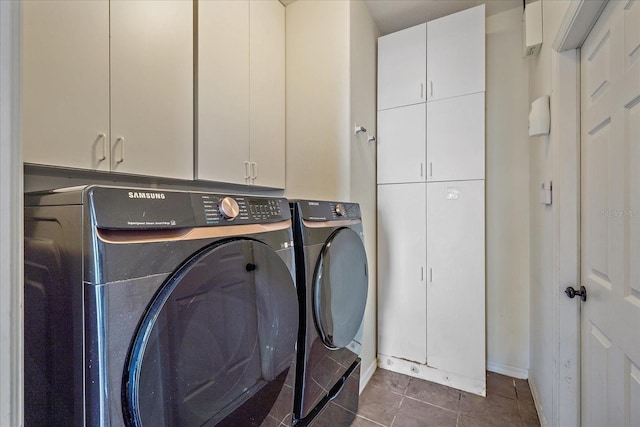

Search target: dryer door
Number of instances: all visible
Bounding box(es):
[313,227,368,349]
[123,239,297,427]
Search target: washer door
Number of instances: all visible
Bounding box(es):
[313,227,368,349]
[123,239,297,427]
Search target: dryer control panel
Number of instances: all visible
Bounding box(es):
[296,200,361,222]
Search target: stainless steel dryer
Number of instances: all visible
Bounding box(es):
[24,185,298,427]
[290,200,368,426]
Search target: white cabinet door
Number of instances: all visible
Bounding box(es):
[427,92,484,182]
[426,180,485,381]
[427,4,485,102]
[198,0,250,184]
[23,0,110,171]
[249,0,285,189]
[378,183,427,364]
[110,0,193,180]
[378,23,426,110]
[198,0,285,187]
[377,103,426,184]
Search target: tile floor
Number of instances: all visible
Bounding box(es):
[321,369,541,427]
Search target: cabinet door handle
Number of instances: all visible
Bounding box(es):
[429,162,433,177]
[420,163,424,177]
[244,161,251,182]
[430,81,433,97]
[115,137,125,164]
[420,83,424,99]
[97,133,107,162]
[429,267,433,283]
[421,266,424,281]
[251,162,257,181]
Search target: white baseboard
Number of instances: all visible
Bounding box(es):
[359,358,377,393]
[486,361,529,379]
[528,374,549,427]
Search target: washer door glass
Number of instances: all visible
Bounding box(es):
[313,227,368,349]
[123,239,297,427]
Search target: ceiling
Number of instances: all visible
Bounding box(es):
[279,0,525,37]
[362,0,523,36]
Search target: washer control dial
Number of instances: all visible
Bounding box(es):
[335,203,347,217]
[219,197,240,220]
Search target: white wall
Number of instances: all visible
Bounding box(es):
[485,6,531,378]
[285,0,379,387]
[349,0,379,386]
[284,0,350,201]
[527,1,573,425]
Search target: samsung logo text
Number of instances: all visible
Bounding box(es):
[128,192,166,200]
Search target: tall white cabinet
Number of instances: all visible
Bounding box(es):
[377,5,486,396]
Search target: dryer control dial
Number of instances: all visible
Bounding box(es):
[219,197,240,220]
[335,203,347,217]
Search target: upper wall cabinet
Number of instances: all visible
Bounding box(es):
[198,0,285,189]
[109,1,193,179]
[377,24,426,111]
[248,0,286,189]
[23,0,110,172]
[426,4,485,102]
[198,0,250,185]
[23,0,194,180]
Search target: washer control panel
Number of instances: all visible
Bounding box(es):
[194,194,288,225]
[86,186,289,229]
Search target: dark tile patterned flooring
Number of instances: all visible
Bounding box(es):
[320,369,541,426]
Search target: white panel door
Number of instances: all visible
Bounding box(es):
[378,23,426,110]
[377,183,427,364]
[377,103,426,184]
[580,1,640,426]
[427,4,485,102]
[198,0,250,184]
[249,0,285,189]
[427,92,484,182]
[426,180,485,383]
[110,0,193,179]
[22,0,110,171]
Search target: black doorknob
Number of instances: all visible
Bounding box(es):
[565,286,587,302]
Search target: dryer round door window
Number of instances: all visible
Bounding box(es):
[123,239,298,427]
[313,227,368,349]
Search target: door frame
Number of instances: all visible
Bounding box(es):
[550,1,607,426]
[0,1,24,425]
